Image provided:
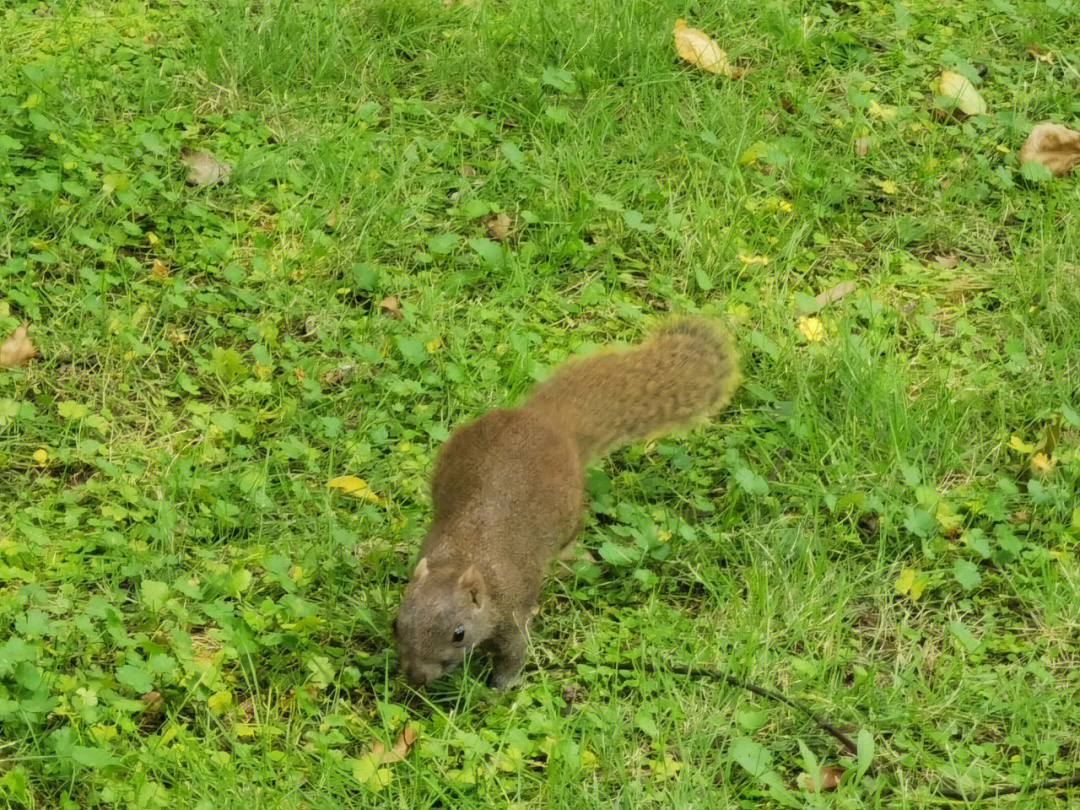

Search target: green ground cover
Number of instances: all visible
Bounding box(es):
[1,0,1078,806]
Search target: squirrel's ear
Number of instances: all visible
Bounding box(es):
[456,565,486,607]
[412,557,430,581]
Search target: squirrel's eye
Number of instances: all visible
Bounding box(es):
[452,626,465,643]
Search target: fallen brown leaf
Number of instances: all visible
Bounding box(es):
[319,364,356,387]
[0,324,37,367]
[458,164,477,177]
[673,19,733,77]
[797,766,844,793]
[934,254,959,269]
[1026,42,1053,64]
[381,727,417,764]
[151,258,170,278]
[1017,122,1080,178]
[366,727,417,766]
[179,148,232,186]
[560,683,580,716]
[486,213,511,241]
[379,295,403,320]
[292,367,306,382]
[814,280,856,308]
[140,691,164,714]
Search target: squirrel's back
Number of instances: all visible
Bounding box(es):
[523,317,739,460]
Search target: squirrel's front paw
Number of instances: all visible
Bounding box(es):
[489,653,525,689]
[489,666,522,690]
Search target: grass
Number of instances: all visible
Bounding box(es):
[1,0,1079,806]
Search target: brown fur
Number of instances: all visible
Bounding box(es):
[394,317,739,688]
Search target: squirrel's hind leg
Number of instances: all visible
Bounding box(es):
[554,540,596,578]
[553,512,593,578]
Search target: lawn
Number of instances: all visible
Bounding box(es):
[1,0,1079,806]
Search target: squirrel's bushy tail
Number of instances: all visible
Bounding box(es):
[524,318,739,460]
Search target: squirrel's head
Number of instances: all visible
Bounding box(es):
[394,557,494,687]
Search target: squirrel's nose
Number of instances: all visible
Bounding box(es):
[404,663,431,687]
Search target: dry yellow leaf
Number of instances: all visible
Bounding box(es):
[1030,453,1056,474]
[931,71,987,118]
[1008,435,1036,454]
[673,19,732,77]
[1017,123,1080,178]
[874,179,899,194]
[737,253,768,265]
[797,316,825,342]
[0,324,37,367]
[895,567,926,600]
[151,259,170,278]
[868,101,896,120]
[327,475,384,504]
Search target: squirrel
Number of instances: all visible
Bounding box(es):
[393,317,740,688]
